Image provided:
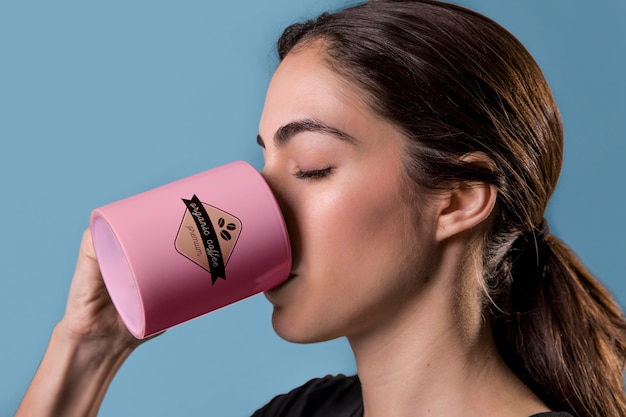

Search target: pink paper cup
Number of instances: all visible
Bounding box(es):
[90,161,291,338]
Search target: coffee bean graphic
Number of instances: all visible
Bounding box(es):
[218,218,225,228]
[226,223,236,231]
[220,230,232,241]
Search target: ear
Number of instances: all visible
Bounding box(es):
[434,153,497,242]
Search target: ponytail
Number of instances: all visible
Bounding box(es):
[491,226,626,417]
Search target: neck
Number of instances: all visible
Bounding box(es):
[347,241,547,417]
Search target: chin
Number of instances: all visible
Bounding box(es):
[270,307,340,345]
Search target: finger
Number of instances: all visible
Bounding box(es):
[66,229,107,313]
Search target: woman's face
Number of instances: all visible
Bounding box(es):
[259,43,440,343]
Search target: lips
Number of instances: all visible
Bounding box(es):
[264,273,297,299]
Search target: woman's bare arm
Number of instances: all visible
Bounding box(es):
[16,230,147,417]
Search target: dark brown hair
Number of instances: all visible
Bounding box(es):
[276,1,626,416]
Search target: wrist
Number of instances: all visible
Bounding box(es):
[55,318,140,360]
[16,322,137,417]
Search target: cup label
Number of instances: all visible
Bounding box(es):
[175,194,242,284]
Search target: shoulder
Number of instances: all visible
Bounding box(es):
[251,377,573,417]
[251,374,362,417]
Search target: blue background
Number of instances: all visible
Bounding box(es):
[1,1,624,415]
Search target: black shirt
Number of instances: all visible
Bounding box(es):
[252,374,573,417]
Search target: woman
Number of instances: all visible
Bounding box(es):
[17,1,626,416]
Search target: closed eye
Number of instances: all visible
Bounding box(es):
[294,167,333,180]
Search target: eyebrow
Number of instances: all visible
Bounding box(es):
[256,118,358,148]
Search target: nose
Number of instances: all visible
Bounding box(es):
[260,167,275,197]
[260,167,299,265]
[260,168,288,219]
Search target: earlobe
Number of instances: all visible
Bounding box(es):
[434,153,498,242]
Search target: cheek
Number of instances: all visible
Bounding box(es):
[292,186,346,258]
[302,174,419,271]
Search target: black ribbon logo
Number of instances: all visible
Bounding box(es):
[182,195,226,284]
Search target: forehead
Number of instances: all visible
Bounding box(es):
[259,44,375,137]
